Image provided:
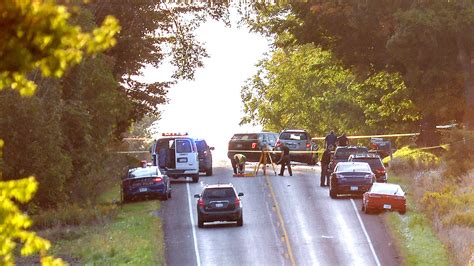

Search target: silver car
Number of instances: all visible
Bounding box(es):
[275,129,318,165]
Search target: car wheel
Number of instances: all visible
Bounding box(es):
[197,214,204,228]
[192,175,199,183]
[168,190,172,199]
[206,167,213,176]
[329,189,337,199]
[236,214,243,227]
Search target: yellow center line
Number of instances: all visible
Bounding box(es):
[264,175,296,266]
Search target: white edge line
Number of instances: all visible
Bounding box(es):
[186,183,201,266]
[350,199,381,266]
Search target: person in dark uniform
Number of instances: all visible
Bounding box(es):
[277,144,292,176]
[337,133,349,146]
[320,146,333,186]
[325,130,337,150]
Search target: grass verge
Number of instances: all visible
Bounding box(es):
[49,184,164,265]
[384,174,450,265]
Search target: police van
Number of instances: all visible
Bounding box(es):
[151,133,200,183]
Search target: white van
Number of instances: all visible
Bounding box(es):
[151,133,200,183]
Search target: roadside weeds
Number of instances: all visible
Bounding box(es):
[43,185,165,265]
[384,174,451,266]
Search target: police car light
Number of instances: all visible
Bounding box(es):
[162,132,188,136]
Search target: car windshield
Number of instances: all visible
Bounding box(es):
[335,147,369,159]
[336,163,371,172]
[371,183,404,195]
[352,158,383,169]
[129,167,160,178]
[195,140,206,151]
[176,139,192,153]
[279,132,307,140]
[202,188,236,199]
[232,134,259,140]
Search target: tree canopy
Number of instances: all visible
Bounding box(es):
[244,0,474,130]
[241,44,418,137]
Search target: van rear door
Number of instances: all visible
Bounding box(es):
[175,138,198,170]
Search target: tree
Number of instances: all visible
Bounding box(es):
[0,0,119,264]
[241,44,418,136]
[246,1,474,129]
[91,1,230,124]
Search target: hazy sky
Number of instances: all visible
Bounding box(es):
[142,15,271,161]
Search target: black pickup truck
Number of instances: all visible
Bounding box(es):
[227,132,279,162]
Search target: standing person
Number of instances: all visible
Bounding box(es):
[320,145,333,187]
[324,130,337,150]
[232,153,247,174]
[337,133,349,146]
[157,141,168,171]
[277,143,292,176]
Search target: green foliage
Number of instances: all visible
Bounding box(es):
[246,0,474,128]
[0,176,65,265]
[0,0,119,95]
[441,130,474,180]
[241,44,418,135]
[52,186,164,265]
[384,146,440,173]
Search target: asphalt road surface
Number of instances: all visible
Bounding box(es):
[161,161,401,266]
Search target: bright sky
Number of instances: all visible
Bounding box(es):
[141,15,271,161]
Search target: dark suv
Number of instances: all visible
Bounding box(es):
[328,146,369,174]
[194,184,244,228]
[227,132,279,162]
[195,139,214,176]
[348,153,387,182]
[275,129,318,165]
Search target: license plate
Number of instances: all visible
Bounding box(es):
[139,188,148,192]
[236,144,242,148]
[350,186,358,191]
[383,204,392,209]
[215,203,224,208]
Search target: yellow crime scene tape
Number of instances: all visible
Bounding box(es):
[311,132,419,140]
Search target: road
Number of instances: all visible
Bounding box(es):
[161,161,401,266]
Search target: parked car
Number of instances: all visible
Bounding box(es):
[348,153,388,182]
[150,133,200,183]
[194,183,244,228]
[122,162,171,202]
[227,132,279,162]
[328,145,369,174]
[362,183,406,214]
[275,129,318,165]
[329,162,375,199]
[370,137,392,158]
[195,139,214,176]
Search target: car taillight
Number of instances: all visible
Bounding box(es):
[251,142,257,149]
[198,199,205,207]
[203,150,208,156]
[234,197,240,207]
[153,177,163,182]
[375,168,386,174]
[306,143,311,148]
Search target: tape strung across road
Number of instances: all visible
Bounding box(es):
[311,132,419,140]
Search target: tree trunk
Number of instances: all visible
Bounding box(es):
[456,35,474,130]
